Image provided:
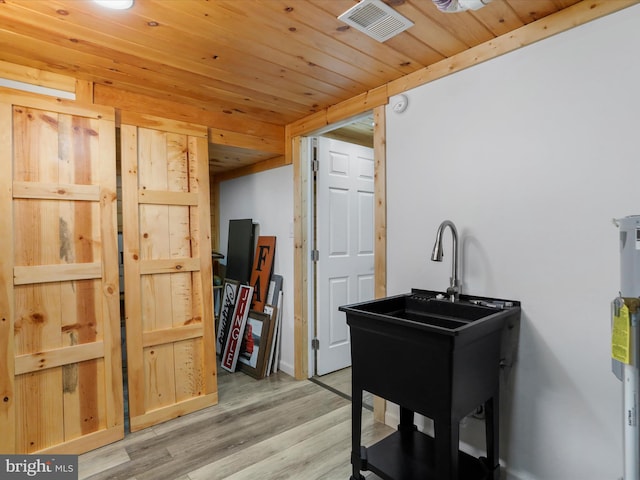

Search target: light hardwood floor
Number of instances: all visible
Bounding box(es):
[311,367,374,412]
[79,365,391,480]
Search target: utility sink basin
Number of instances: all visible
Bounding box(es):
[342,289,517,334]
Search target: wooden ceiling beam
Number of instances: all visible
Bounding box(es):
[94,84,284,152]
[0,59,75,93]
[388,0,639,97]
[211,155,289,185]
[288,85,389,138]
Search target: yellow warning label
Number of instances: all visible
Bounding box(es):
[612,304,631,364]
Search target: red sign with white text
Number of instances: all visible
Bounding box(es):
[221,284,253,372]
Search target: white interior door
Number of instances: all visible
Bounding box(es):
[316,137,375,376]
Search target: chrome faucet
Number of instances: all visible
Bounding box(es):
[430,220,460,302]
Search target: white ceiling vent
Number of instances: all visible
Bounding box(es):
[338,0,414,43]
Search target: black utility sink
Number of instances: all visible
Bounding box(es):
[340,289,521,480]
[348,292,508,331]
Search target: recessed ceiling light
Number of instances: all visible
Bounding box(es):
[94,0,134,10]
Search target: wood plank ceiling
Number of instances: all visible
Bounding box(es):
[0,0,582,173]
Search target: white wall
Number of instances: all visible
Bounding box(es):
[385,5,640,480]
[218,165,295,376]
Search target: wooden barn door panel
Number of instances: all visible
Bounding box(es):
[121,113,216,432]
[0,93,123,454]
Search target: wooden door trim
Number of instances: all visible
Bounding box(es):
[129,393,218,432]
[36,428,124,455]
[0,87,114,120]
[120,123,145,420]
[292,106,387,381]
[290,106,387,422]
[15,342,106,375]
[191,134,217,394]
[14,263,102,285]
[0,102,16,453]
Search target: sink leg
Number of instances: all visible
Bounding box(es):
[398,406,416,433]
[485,394,500,480]
[434,418,459,480]
[351,386,364,480]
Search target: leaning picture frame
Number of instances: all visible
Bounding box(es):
[266,274,283,306]
[263,304,278,376]
[238,310,274,379]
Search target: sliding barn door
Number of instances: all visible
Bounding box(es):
[0,93,123,454]
[121,113,217,432]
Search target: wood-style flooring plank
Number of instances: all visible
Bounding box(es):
[79,367,392,480]
[188,404,353,480]
[315,367,352,394]
[79,429,157,478]
[137,388,348,479]
[312,367,374,410]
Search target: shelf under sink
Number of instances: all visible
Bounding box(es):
[361,430,490,480]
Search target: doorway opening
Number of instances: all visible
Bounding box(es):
[303,113,376,408]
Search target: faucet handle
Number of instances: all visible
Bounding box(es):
[446,279,460,302]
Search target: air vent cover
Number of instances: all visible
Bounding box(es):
[338,0,414,43]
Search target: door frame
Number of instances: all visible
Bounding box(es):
[292,106,387,419]
[305,133,376,377]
